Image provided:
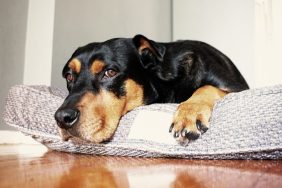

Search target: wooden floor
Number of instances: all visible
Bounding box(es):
[0,144,282,188]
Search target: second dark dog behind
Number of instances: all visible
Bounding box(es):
[55,34,249,145]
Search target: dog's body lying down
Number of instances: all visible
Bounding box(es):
[55,35,249,144]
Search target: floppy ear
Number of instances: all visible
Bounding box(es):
[133,34,165,69]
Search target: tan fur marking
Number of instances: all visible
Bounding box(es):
[68,58,81,74]
[91,60,105,74]
[187,85,227,105]
[71,79,144,143]
[122,79,144,114]
[80,90,124,143]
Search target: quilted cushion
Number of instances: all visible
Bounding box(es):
[3,84,282,159]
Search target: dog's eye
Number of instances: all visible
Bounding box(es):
[104,69,117,78]
[66,73,74,82]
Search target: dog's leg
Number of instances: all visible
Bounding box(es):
[170,85,227,144]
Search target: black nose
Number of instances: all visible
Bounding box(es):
[54,108,79,129]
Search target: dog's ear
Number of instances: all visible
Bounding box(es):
[133,34,165,69]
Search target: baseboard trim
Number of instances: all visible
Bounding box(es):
[0,131,39,144]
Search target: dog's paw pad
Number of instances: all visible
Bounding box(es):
[183,129,200,140]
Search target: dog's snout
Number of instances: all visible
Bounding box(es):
[55,108,79,129]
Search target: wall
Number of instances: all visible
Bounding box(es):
[254,0,282,87]
[0,0,29,130]
[23,0,55,85]
[173,0,282,88]
[51,0,172,87]
[173,0,255,87]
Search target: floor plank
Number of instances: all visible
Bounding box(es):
[0,144,281,188]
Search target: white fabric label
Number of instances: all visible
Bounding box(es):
[128,110,177,145]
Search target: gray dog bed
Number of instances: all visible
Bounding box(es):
[3,84,282,159]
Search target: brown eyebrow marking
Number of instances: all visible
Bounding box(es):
[91,60,106,74]
[68,58,81,74]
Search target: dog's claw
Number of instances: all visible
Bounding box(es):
[169,123,174,133]
[196,120,208,133]
[174,131,180,138]
[181,129,188,137]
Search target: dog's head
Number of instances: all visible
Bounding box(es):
[54,35,167,143]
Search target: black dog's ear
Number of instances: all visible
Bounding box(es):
[133,34,165,68]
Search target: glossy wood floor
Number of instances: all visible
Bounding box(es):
[0,144,282,188]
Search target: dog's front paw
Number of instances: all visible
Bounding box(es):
[169,85,226,145]
[169,101,212,144]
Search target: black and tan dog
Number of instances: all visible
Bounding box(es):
[55,34,249,144]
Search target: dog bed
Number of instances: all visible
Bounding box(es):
[3,84,282,159]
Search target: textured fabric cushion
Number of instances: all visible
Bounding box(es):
[3,85,282,159]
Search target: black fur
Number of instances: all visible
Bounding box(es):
[62,35,248,107]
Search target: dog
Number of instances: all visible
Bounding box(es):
[54,34,249,144]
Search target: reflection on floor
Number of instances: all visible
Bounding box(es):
[0,144,282,188]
